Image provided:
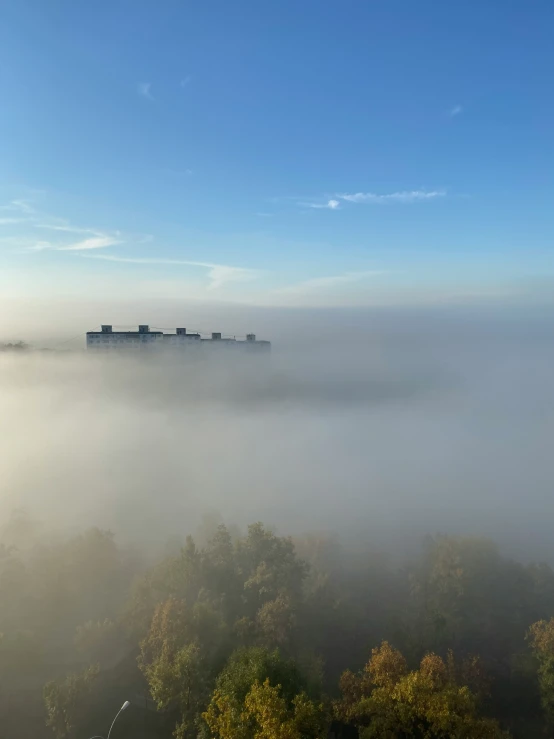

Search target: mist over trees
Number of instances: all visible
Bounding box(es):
[1,510,554,738]
[0,307,552,737]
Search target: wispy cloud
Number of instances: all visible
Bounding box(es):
[276,270,384,295]
[180,75,192,88]
[2,198,129,254]
[137,82,153,100]
[30,223,122,251]
[57,235,121,251]
[26,241,54,252]
[338,190,445,204]
[0,199,35,215]
[81,254,262,289]
[37,223,106,235]
[449,104,463,117]
[300,199,340,210]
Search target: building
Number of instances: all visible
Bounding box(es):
[86,325,270,354]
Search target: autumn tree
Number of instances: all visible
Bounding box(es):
[243,679,327,739]
[335,641,507,738]
[203,647,327,739]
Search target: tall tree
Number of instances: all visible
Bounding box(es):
[528,617,554,734]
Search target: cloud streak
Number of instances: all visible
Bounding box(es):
[297,190,446,211]
[301,199,340,210]
[57,235,121,251]
[449,104,463,117]
[81,254,262,289]
[276,270,384,295]
[337,190,445,204]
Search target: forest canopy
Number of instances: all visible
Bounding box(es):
[0,511,553,738]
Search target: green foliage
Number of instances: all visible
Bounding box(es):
[138,596,226,737]
[528,618,554,726]
[406,534,554,666]
[203,647,328,738]
[214,647,305,705]
[43,664,99,739]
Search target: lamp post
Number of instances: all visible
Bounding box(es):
[88,700,130,739]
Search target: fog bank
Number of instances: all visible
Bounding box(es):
[1,302,553,561]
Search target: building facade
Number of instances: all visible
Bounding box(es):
[86,325,270,354]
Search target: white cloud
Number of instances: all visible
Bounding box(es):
[137,82,153,100]
[2,200,129,254]
[338,190,445,204]
[81,254,262,289]
[449,104,463,117]
[27,224,121,251]
[57,235,121,251]
[301,199,340,210]
[276,270,384,295]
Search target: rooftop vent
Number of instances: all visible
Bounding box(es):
[138,325,149,333]
[176,327,187,335]
[101,325,112,333]
[212,332,221,340]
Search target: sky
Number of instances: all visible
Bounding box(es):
[1,0,553,310]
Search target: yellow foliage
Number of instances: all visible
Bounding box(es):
[204,678,327,739]
[528,617,554,656]
[366,641,407,689]
[336,641,507,739]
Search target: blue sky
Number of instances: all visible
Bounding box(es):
[1,0,553,306]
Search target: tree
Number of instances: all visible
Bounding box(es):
[243,679,327,739]
[528,618,554,732]
[205,678,327,739]
[0,341,29,352]
[405,534,554,668]
[43,664,99,739]
[238,523,308,616]
[138,596,226,738]
[335,641,507,739]
[202,646,310,739]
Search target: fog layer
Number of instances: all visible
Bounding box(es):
[1,303,553,560]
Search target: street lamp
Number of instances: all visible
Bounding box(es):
[88,700,131,739]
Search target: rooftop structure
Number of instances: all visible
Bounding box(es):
[86,325,270,353]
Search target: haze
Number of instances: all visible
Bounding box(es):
[1,299,552,562]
